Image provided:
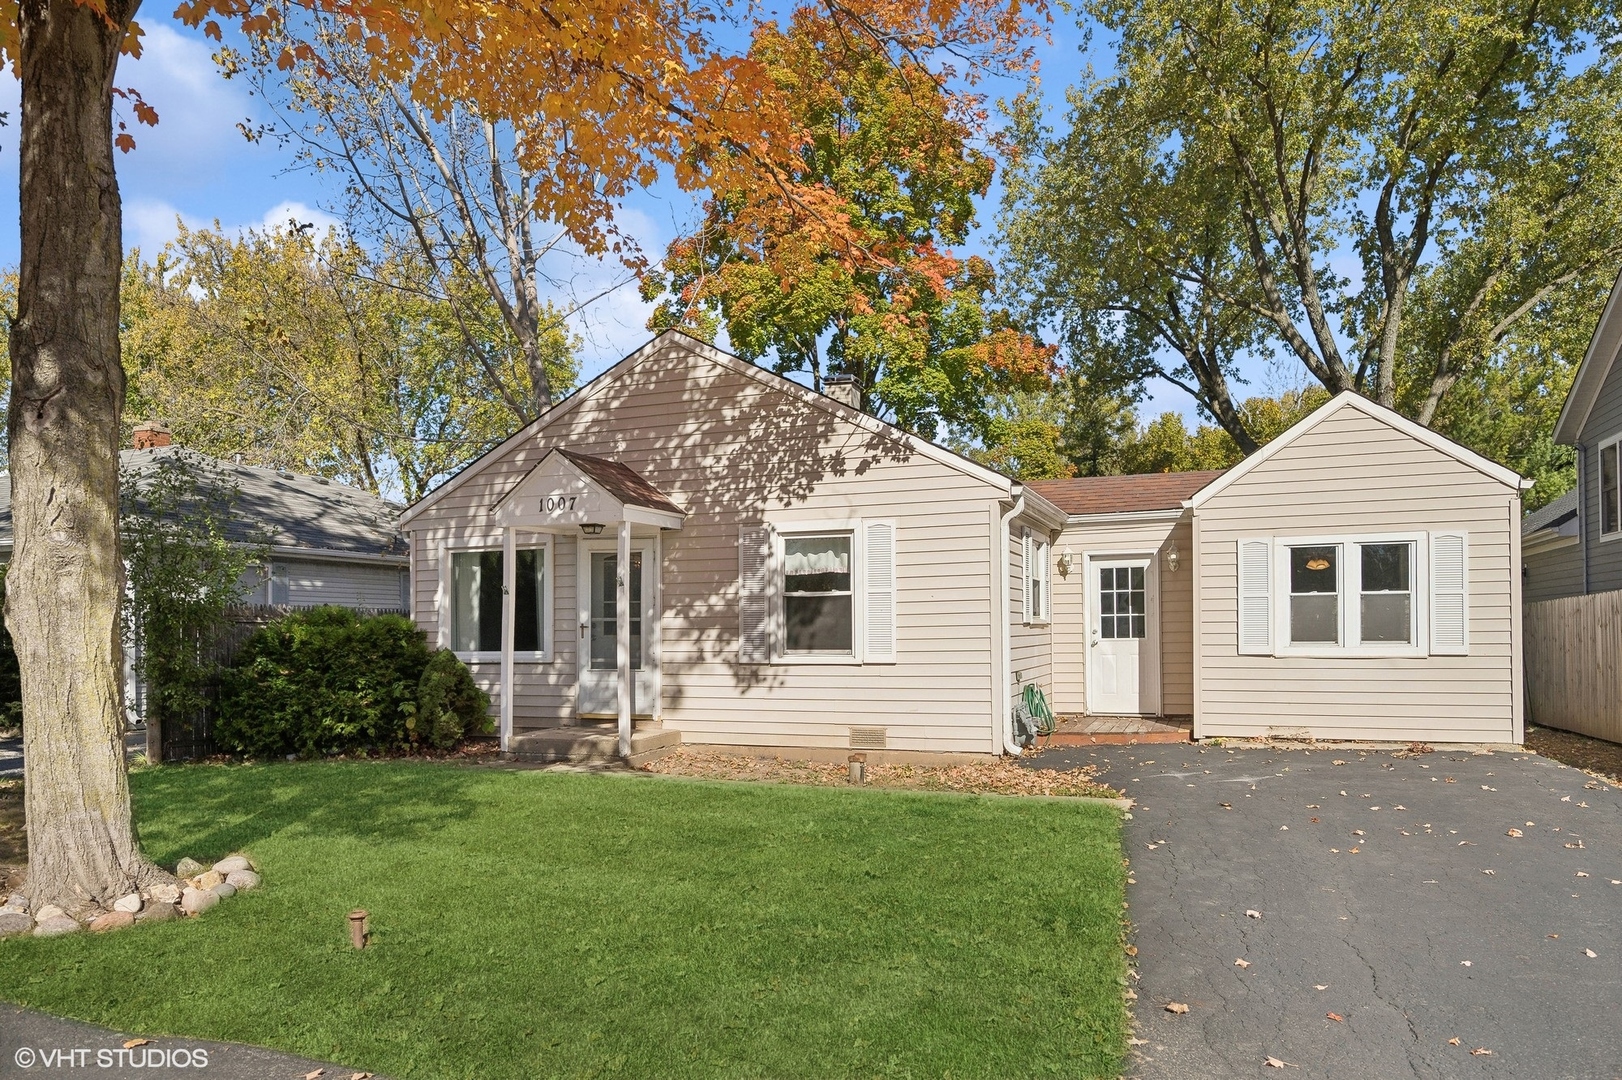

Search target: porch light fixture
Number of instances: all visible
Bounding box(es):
[580,523,605,536]
[1165,542,1181,573]
[1056,547,1074,579]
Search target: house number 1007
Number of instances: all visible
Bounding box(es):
[540,496,578,512]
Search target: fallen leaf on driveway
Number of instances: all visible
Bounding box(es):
[1577,872,1590,878]
[1327,1012,1344,1022]
[1314,984,1328,990]
[303,1072,325,1080]
[348,1075,373,1080]
[1353,829,1365,836]
[1445,777,1456,783]
[121,1039,151,1049]
[1458,840,1474,846]
[1280,825,1289,830]
[1448,1037,1461,1046]
[1307,804,1320,808]
[1506,829,1523,837]
[1235,958,1251,968]
[1165,1002,1190,1014]
[1585,949,1598,958]
[1394,805,1407,810]
[1482,869,1496,875]
[1461,960,1473,966]
[1125,988,1137,999]
[1561,795,1571,802]
[1333,759,1346,765]
[1264,1057,1297,1068]
[1549,934,1560,939]
[1128,1037,1148,1046]
[1245,909,1262,918]
[1220,802,1232,809]
[1125,945,1139,956]
[1311,817,1319,823]
[1470,1048,1493,1056]
[1566,840,1586,849]
[1349,846,1361,853]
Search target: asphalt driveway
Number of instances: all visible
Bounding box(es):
[1028,744,1622,1079]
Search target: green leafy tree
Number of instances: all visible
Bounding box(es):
[644,15,1055,440]
[121,452,266,759]
[1001,0,1622,454]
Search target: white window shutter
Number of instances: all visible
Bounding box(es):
[864,521,897,663]
[1430,532,1468,655]
[1237,539,1271,655]
[738,524,774,663]
[1022,530,1033,623]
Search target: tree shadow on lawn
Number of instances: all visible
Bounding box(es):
[130,760,488,867]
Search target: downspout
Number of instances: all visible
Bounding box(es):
[1579,444,1590,594]
[998,491,1026,757]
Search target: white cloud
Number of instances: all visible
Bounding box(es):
[124,198,205,259]
[256,200,344,237]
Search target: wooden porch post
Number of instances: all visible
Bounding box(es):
[616,519,632,757]
[500,526,516,751]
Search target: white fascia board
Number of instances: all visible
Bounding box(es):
[1015,486,1068,532]
[1553,267,1622,446]
[1187,391,1525,509]
[1521,530,1579,556]
[1063,507,1186,528]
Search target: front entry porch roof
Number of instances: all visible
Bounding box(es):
[490,448,686,531]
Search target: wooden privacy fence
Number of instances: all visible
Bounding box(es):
[1524,590,1622,744]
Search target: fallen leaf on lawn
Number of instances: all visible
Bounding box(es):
[1470,1048,1493,1056]
[1126,944,1139,956]
[1264,1057,1297,1068]
[1165,1002,1190,1014]
[1448,1037,1461,1046]
[1327,1012,1344,1022]
[1585,949,1598,958]
[122,1039,151,1049]
[1506,829,1523,837]
[1314,985,1328,990]
[1235,958,1251,968]
[1245,909,1262,918]
[1125,988,1138,999]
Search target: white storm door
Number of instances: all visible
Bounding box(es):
[1089,559,1150,715]
[576,542,657,717]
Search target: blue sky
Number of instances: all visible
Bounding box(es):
[0,13,1218,418]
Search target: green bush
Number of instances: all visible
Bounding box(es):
[215,607,431,758]
[410,649,493,749]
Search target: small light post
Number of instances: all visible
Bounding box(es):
[348,909,370,949]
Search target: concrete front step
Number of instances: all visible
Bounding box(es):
[505,725,682,766]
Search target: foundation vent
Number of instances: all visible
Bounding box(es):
[849,727,888,750]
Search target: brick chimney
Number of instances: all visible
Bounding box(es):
[132,421,172,450]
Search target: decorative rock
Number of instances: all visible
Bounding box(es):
[179,888,218,916]
[89,910,135,933]
[4,893,26,912]
[113,893,143,914]
[34,904,65,922]
[135,903,178,925]
[210,882,236,900]
[212,855,253,874]
[174,857,204,877]
[225,870,261,891]
[0,911,33,937]
[148,883,181,905]
[32,915,81,937]
[194,871,225,891]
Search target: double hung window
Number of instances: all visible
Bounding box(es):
[1282,539,1415,649]
[783,534,853,655]
[1601,436,1620,536]
[449,546,547,655]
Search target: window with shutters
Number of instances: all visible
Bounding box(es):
[745,519,896,664]
[1248,532,1446,658]
[1023,534,1051,625]
[783,533,854,655]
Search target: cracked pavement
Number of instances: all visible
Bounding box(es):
[1026,745,1622,1079]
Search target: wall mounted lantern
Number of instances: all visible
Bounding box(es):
[580,523,606,536]
[1056,547,1074,579]
[1165,542,1181,573]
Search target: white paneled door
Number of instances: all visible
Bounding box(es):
[576,541,658,717]
[1088,558,1154,715]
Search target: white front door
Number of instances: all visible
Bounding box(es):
[1088,558,1153,715]
[576,541,658,718]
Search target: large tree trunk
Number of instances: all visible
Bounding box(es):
[8,0,154,912]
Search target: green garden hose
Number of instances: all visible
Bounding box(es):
[1022,683,1056,737]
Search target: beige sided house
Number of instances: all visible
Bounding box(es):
[403,334,1527,758]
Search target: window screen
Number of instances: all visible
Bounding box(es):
[784,534,853,653]
[1288,545,1339,644]
[1358,542,1411,644]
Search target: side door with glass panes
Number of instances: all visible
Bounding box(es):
[1089,559,1149,714]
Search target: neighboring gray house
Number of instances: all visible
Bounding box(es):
[1526,268,1622,599]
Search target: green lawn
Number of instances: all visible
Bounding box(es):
[0,762,1127,1079]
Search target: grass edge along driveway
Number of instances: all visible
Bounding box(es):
[0,762,1127,1080]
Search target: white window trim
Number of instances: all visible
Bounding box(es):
[1597,431,1622,541]
[1270,532,1429,658]
[444,535,555,664]
[773,520,864,665]
[1021,528,1052,626]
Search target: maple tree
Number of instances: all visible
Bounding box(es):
[0,0,1044,910]
[643,14,1055,440]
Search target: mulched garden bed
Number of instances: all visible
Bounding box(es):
[643,746,1121,798]
[1525,724,1622,784]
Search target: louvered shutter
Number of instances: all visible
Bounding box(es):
[1022,530,1034,623]
[738,524,774,663]
[1237,539,1272,655]
[1429,532,1468,655]
[864,521,897,663]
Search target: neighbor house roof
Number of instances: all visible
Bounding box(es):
[1027,470,1227,516]
[1522,488,1577,537]
[557,450,687,517]
[0,447,407,560]
[1554,267,1622,445]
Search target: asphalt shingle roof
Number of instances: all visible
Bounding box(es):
[1522,488,1577,536]
[0,447,406,558]
[1026,470,1227,516]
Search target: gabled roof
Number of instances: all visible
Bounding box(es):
[400,330,1018,526]
[1028,470,1225,516]
[556,451,686,517]
[1186,391,1528,509]
[1522,488,1577,536]
[1554,268,1622,445]
[0,447,407,558]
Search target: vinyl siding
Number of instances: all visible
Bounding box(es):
[240,558,408,610]
[1578,340,1622,593]
[1195,407,1519,743]
[1051,515,1193,715]
[1009,519,1054,712]
[1522,539,1584,604]
[408,338,1007,755]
